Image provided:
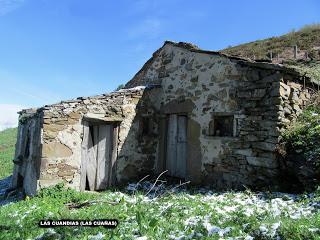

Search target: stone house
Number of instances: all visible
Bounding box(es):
[11,41,317,196]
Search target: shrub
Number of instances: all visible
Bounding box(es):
[37,183,91,204]
[115,84,125,91]
[281,101,320,168]
[300,23,320,32]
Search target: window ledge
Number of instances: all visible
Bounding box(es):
[203,135,239,140]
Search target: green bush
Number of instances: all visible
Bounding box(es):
[281,104,320,167]
[37,183,92,204]
[115,84,125,91]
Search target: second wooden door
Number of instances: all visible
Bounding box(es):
[166,115,187,178]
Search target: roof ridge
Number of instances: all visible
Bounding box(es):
[163,40,302,74]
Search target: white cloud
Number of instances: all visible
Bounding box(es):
[0,0,25,16]
[0,104,25,131]
[127,18,163,40]
[124,0,158,16]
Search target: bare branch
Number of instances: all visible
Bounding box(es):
[132,174,150,195]
[145,170,168,196]
[65,199,119,209]
[158,181,191,198]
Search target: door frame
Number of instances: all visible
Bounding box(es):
[163,113,188,179]
[80,118,119,191]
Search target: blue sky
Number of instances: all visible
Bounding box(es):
[0,0,319,129]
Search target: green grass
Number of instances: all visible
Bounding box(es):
[0,183,320,239]
[0,128,17,179]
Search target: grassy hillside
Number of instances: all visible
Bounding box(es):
[221,24,320,60]
[0,128,17,179]
[222,24,320,85]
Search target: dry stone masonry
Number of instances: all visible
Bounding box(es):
[11,41,318,196]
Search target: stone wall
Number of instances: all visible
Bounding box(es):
[279,78,313,126]
[11,109,42,196]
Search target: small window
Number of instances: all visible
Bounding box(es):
[209,116,234,137]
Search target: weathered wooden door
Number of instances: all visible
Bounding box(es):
[166,115,187,178]
[81,122,118,191]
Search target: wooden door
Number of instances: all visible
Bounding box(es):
[95,125,113,190]
[176,116,187,178]
[81,122,118,191]
[86,126,98,191]
[166,115,187,178]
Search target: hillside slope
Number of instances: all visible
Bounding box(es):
[221,24,320,60]
[221,24,320,84]
[0,128,17,179]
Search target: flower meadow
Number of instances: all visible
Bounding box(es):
[0,180,320,240]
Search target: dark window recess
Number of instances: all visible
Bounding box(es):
[85,175,90,191]
[89,126,95,144]
[209,116,234,137]
[17,173,24,188]
[24,135,31,158]
[140,117,152,136]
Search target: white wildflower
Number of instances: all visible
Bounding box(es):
[223,205,237,212]
[88,232,105,240]
[135,236,148,240]
[259,224,268,234]
[272,222,281,230]
[203,221,221,236]
[244,236,254,240]
[47,211,54,217]
[12,211,19,217]
[47,228,56,234]
[270,222,281,237]
[218,226,232,237]
[216,207,226,215]
[290,212,301,219]
[244,207,254,216]
[184,216,200,226]
[242,223,250,229]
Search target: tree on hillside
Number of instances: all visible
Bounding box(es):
[115,84,124,91]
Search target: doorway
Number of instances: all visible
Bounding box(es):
[80,120,118,191]
[166,114,187,179]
